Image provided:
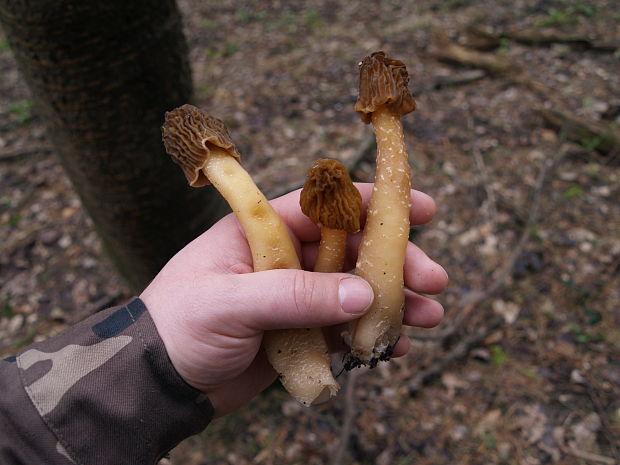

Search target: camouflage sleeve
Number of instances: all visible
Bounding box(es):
[0,298,213,465]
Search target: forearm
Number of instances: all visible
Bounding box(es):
[0,298,213,465]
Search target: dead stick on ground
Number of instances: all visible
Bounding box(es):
[466,114,499,227]
[586,380,620,459]
[407,133,571,397]
[467,24,620,53]
[560,447,618,465]
[412,144,562,343]
[535,107,620,156]
[408,315,503,394]
[432,28,515,75]
[345,131,376,180]
[472,148,498,226]
[433,32,620,158]
[0,147,52,161]
[330,369,360,465]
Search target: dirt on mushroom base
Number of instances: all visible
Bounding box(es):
[2,0,620,464]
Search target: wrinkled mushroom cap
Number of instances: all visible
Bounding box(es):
[300,158,362,233]
[354,51,417,124]
[162,104,241,187]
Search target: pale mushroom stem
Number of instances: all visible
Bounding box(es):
[314,227,347,273]
[205,147,299,271]
[204,147,339,406]
[348,105,411,364]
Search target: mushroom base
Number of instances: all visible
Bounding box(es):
[264,328,339,406]
[342,343,395,370]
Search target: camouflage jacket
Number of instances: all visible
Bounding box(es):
[0,298,213,464]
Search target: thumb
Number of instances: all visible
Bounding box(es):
[221,269,374,331]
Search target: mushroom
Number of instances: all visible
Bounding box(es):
[344,51,417,368]
[162,104,338,405]
[299,158,362,274]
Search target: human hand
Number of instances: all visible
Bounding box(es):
[141,184,448,417]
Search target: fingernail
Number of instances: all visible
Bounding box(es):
[339,277,373,315]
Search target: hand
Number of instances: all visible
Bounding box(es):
[141,184,448,417]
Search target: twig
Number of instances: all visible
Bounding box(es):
[90,292,125,314]
[1,229,39,260]
[412,145,561,343]
[586,380,620,459]
[432,28,516,75]
[465,114,499,227]
[536,107,620,156]
[561,447,618,465]
[467,24,620,53]
[471,148,498,225]
[0,146,52,161]
[432,30,619,160]
[482,147,556,294]
[432,70,486,90]
[408,316,503,394]
[346,131,376,181]
[508,77,620,160]
[329,369,359,465]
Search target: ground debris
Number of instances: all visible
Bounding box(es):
[1,1,618,464]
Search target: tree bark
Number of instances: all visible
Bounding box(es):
[0,0,230,291]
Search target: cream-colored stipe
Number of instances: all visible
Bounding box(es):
[348,106,411,362]
[314,227,347,273]
[205,147,339,405]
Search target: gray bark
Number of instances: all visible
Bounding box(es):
[0,0,229,290]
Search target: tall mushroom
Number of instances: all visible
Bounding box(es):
[162,104,338,405]
[299,158,362,274]
[344,51,417,368]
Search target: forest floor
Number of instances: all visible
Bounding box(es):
[1,1,619,464]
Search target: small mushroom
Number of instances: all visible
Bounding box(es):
[300,158,362,273]
[162,104,338,405]
[344,51,417,368]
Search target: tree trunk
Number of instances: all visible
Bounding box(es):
[0,0,230,291]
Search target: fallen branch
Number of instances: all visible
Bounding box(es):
[432,29,516,75]
[467,24,620,53]
[561,446,618,465]
[431,29,620,160]
[1,227,39,261]
[432,70,486,90]
[510,28,619,52]
[465,114,499,226]
[329,369,359,465]
[0,146,52,161]
[408,315,503,394]
[586,379,620,459]
[536,107,620,157]
[506,76,619,159]
[408,149,562,393]
[412,144,561,342]
[345,131,376,181]
[409,182,547,389]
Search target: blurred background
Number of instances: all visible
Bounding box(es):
[1,1,618,464]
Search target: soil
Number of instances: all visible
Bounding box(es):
[1,1,619,464]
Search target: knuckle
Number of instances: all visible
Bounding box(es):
[291,271,317,316]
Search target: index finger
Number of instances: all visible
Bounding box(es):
[272,183,436,243]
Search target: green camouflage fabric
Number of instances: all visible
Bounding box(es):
[0,298,213,465]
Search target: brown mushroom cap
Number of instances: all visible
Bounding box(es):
[354,51,417,124]
[300,158,362,233]
[162,104,241,187]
